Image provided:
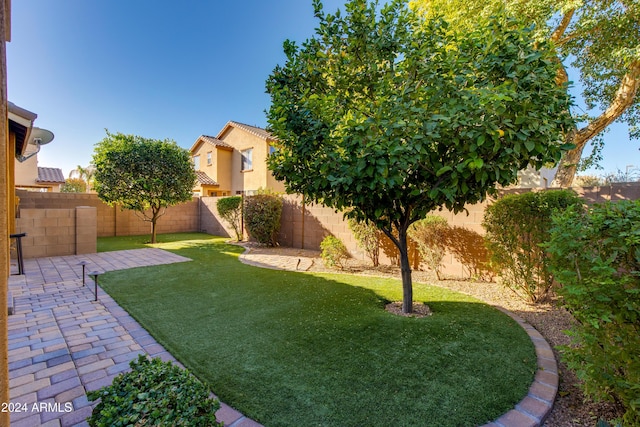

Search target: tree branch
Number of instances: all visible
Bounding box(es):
[574,59,640,147]
[550,9,575,44]
[552,59,640,187]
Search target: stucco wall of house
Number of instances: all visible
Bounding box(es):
[221,127,285,194]
[14,155,38,187]
[216,149,233,194]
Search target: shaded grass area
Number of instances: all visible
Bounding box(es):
[98,233,535,427]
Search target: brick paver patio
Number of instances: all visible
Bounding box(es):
[8,248,262,427]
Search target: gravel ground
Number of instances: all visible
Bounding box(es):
[245,244,625,426]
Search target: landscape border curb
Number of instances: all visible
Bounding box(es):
[482,307,558,427]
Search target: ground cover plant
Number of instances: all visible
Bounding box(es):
[98,233,536,427]
[87,355,222,427]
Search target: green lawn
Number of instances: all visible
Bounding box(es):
[98,233,535,427]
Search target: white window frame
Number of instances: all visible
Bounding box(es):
[241,148,253,171]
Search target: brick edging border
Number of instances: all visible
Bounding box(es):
[482,307,558,427]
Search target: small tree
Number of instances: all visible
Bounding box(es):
[320,235,350,269]
[243,193,283,246]
[267,0,574,313]
[348,218,380,267]
[217,196,243,241]
[61,178,87,193]
[92,131,196,243]
[409,215,449,280]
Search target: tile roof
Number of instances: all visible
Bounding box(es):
[189,135,233,154]
[36,167,65,183]
[220,121,275,141]
[195,171,218,186]
[200,135,233,149]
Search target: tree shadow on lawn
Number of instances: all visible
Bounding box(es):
[99,236,536,427]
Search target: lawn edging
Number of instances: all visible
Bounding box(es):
[482,307,558,427]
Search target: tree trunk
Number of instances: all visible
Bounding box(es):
[398,226,413,314]
[150,206,160,244]
[382,223,414,314]
[151,220,157,244]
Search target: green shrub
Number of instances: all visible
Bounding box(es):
[409,215,449,280]
[320,235,349,269]
[482,189,583,303]
[87,354,221,427]
[348,218,380,267]
[243,193,283,246]
[217,196,243,241]
[546,200,640,426]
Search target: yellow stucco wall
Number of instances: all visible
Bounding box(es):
[220,126,285,195]
[1,0,10,421]
[216,149,232,192]
[14,154,37,186]
[191,139,233,196]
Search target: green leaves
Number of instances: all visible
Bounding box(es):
[92,131,196,242]
[546,200,640,426]
[266,0,574,311]
[87,355,221,427]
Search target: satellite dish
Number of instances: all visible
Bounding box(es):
[17,127,55,162]
[29,127,54,146]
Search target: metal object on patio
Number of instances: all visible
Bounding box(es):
[88,271,102,302]
[78,261,88,285]
[10,232,26,275]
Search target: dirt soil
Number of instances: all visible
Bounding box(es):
[246,244,625,427]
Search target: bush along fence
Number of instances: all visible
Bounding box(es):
[545,200,640,425]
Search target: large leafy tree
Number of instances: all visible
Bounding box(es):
[70,164,96,191]
[93,131,196,243]
[266,0,573,313]
[61,178,87,193]
[412,0,640,187]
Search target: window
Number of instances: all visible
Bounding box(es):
[206,152,212,165]
[241,148,253,171]
[193,155,200,170]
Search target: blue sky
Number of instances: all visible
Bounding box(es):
[8,0,637,178]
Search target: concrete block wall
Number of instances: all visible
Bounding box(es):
[76,206,97,255]
[200,197,234,238]
[14,184,640,276]
[15,207,97,258]
[17,191,199,238]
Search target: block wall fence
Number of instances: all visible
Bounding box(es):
[14,184,640,276]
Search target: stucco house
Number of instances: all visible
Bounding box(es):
[14,156,64,192]
[190,121,285,196]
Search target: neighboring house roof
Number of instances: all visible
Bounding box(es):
[36,167,65,183]
[195,171,219,186]
[216,121,275,142]
[189,135,233,153]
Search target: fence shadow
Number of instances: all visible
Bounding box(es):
[442,226,494,281]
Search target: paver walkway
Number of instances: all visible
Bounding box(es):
[8,249,261,427]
